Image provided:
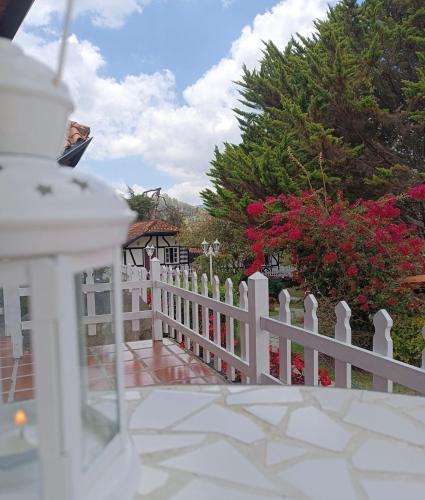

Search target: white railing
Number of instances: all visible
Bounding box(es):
[154,260,425,394]
[2,259,425,395]
[2,265,153,357]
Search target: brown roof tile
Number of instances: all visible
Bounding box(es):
[64,121,90,150]
[126,220,178,244]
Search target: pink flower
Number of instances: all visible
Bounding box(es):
[247,202,265,217]
[287,228,302,241]
[408,184,425,200]
[323,252,338,265]
[347,265,358,277]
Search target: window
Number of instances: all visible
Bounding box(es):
[165,247,179,264]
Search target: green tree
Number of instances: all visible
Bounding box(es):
[126,187,156,221]
[202,0,425,223]
[178,210,252,269]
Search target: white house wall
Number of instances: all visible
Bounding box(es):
[124,235,182,267]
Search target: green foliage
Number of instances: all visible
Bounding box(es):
[268,278,285,300]
[179,210,252,267]
[202,0,425,223]
[192,254,245,286]
[392,315,425,366]
[126,187,156,221]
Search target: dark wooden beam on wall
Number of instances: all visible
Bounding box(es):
[0,0,36,40]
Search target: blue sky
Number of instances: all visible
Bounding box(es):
[18,0,334,204]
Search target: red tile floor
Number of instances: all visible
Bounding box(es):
[1,336,226,403]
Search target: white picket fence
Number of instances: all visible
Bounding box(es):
[1,265,154,358]
[2,258,425,394]
[154,260,425,394]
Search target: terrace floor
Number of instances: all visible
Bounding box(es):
[0,336,226,403]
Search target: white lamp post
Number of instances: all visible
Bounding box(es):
[145,245,156,260]
[201,239,220,284]
[0,35,138,500]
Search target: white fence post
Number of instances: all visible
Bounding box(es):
[278,289,291,385]
[334,301,352,388]
[192,271,200,357]
[131,266,141,333]
[150,258,163,341]
[304,294,319,386]
[141,267,148,303]
[86,270,96,336]
[247,272,269,384]
[175,269,182,344]
[239,281,249,383]
[4,286,23,359]
[373,309,393,393]
[422,326,425,371]
[212,275,221,372]
[201,274,210,363]
[225,278,235,381]
[168,267,175,339]
[183,270,190,350]
[161,266,169,335]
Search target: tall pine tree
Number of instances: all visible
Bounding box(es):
[202,0,425,223]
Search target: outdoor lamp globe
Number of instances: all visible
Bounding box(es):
[146,245,156,259]
[0,38,138,500]
[213,239,220,254]
[201,239,209,255]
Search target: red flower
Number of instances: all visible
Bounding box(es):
[287,228,302,241]
[319,370,332,386]
[247,202,265,217]
[347,265,358,277]
[323,252,338,265]
[246,227,260,241]
[408,184,425,200]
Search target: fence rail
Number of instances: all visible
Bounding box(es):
[2,259,425,395]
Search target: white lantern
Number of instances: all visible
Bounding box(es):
[0,38,138,500]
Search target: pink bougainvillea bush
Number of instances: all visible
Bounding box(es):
[246,190,425,320]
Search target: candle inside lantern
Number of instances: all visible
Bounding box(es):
[14,409,28,439]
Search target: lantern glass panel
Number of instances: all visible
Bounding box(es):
[0,278,40,498]
[75,266,120,470]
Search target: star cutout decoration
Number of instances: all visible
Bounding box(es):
[36,184,53,196]
[71,178,89,191]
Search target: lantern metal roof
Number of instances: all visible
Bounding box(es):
[0,0,35,40]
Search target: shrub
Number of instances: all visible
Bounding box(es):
[392,315,425,367]
[246,190,425,325]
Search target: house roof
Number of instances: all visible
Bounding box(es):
[58,121,92,168]
[125,220,179,246]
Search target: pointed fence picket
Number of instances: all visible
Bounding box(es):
[225,278,236,381]
[161,266,169,335]
[303,295,319,386]
[86,270,96,336]
[278,289,291,385]
[175,269,182,344]
[212,276,221,372]
[201,274,210,364]
[422,327,425,371]
[183,270,190,350]
[192,271,200,357]
[372,310,393,393]
[168,266,176,339]
[239,281,249,384]
[334,301,352,388]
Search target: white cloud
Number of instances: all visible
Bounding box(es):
[24,0,150,29]
[16,0,332,203]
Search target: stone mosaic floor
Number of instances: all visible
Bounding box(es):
[126,385,425,500]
